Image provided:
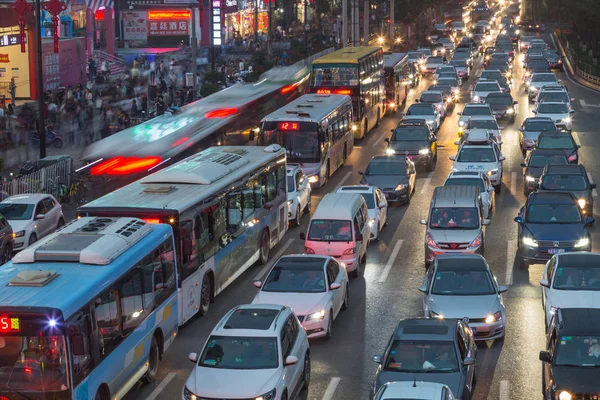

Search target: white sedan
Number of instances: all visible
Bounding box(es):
[287,165,312,226]
[0,194,65,251]
[252,254,349,339]
[540,252,600,329]
[336,185,388,240]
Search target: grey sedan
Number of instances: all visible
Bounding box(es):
[419,253,508,341]
[359,156,416,204]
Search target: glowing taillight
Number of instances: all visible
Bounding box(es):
[143,218,161,224]
[204,108,238,118]
[281,82,299,94]
[342,247,356,255]
[171,136,189,147]
[335,89,352,95]
[90,156,162,175]
[90,157,124,175]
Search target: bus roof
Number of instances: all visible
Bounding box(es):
[260,94,352,124]
[79,145,286,214]
[384,52,409,68]
[0,217,173,320]
[312,46,382,65]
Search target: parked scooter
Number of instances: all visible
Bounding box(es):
[31,123,64,148]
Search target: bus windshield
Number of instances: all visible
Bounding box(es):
[261,122,321,163]
[311,64,359,87]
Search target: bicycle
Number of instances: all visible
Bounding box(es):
[66,172,86,205]
[42,177,68,203]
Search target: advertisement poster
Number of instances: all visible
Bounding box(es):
[122,11,148,41]
[148,20,189,36]
[42,38,86,91]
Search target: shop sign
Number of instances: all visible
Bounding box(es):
[148,20,189,36]
[0,55,9,63]
[122,11,148,40]
[0,34,25,47]
[43,53,61,90]
[225,0,238,13]
[212,0,222,45]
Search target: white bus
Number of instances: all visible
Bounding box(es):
[258,93,354,188]
[78,145,288,325]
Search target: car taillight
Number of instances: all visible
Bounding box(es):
[342,247,356,255]
[426,233,439,249]
[305,247,315,254]
[469,234,482,249]
[568,154,577,162]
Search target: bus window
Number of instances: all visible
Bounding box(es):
[266,170,277,202]
[160,240,177,297]
[67,310,94,386]
[120,271,144,334]
[242,183,255,220]
[276,165,286,197]
[227,192,243,228]
[94,290,121,359]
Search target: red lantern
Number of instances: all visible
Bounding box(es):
[43,0,67,53]
[10,0,33,53]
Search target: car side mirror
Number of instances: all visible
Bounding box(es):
[454,141,460,145]
[483,219,491,225]
[539,351,551,363]
[570,110,575,114]
[372,354,383,364]
[35,214,46,220]
[253,280,262,289]
[514,216,523,224]
[390,129,395,133]
[188,352,198,363]
[578,145,581,148]
[284,355,299,366]
[330,282,341,290]
[514,100,519,104]
[420,219,427,225]
[586,217,595,225]
[358,171,364,175]
[464,356,475,365]
[449,156,456,161]
[379,201,387,208]
[520,162,526,167]
[300,232,306,240]
[457,112,462,115]
[540,278,550,288]
[591,183,597,189]
[384,138,390,143]
[498,285,509,293]
[532,110,537,114]
[418,283,427,293]
[499,156,506,161]
[571,97,575,101]
[355,233,364,242]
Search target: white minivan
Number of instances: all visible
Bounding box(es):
[301,193,370,277]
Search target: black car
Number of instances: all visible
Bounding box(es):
[372,318,477,399]
[514,192,593,268]
[536,164,596,216]
[429,84,457,106]
[535,131,580,164]
[543,49,563,70]
[496,41,515,60]
[520,149,568,195]
[524,57,551,76]
[485,92,518,122]
[385,121,437,171]
[359,156,416,204]
[488,62,511,80]
[540,308,600,400]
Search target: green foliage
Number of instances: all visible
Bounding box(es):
[251,51,275,76]
[200,82,220,98]
[203,70,226,85]
[394,0,426,23]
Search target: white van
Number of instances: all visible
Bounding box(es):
[300,193,370,277]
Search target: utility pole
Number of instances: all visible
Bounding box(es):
[36,0,46,159]
[304,0,308,45]
[191,2,198,99]
[267,0,272,55]
[363,0,368,45]
[351,0,359,46]
[389,0,394,41]
[254,0,258,42]
[342,0,348,47]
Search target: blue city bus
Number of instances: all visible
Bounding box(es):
[77,145,289,325]
[0,217,179,400]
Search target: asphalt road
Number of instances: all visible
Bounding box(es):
[65,31,600,400]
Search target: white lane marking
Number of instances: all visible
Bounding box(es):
[580,99,587,107]
[333,171,353,192]
[253,239,295,281]
[572,131,581,146]
[513,132,519,147]
[321,377,342,400]
[506,240,516,285]
[499,379,510,400]
[378,240,404,283]
[510,171,517,197]
[419,172,434,194]
[146,372,176,400]
[588,172,598,197]
[372,131,389,147]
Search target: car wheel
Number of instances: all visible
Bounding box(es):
[325,311,333,340]
[302,352,311,390]
[342,285,349,310]
[518,254,529,269]
[293,206,301,227]
[258,230,270,265]
[57,218,65,230]
[28,233,37,246]
[1,243,12,264]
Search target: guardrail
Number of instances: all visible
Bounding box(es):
[554,30,600,87]
[0,157,73,199]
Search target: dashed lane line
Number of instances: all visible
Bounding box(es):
[253,239,295,281]
[499,379,510,400]
[146,372,176,400]
[378,240,404,283]
[333,171,353,193]
[506,240,516,286]
[510,171,517,197]
[321,377,342,400]
[580,99,587,107]
[372,130,390,147]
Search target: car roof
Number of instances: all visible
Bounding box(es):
[395,318,458,340]
[378,381,447,398]
[525,117,555,123]
[432,185,480,208]
[538,101,568,106]
[337,185,375,194]
[312,192,365,220]
[422,90,443,96]
[556,308,600,336]
[3,194,49,204]
[529,191,577,205]
[555,252,600,269]
[435,253,488,271]
[538,131,573,138]
[274,255,330,270]
[212,304,288,336]
[543,164,586,175]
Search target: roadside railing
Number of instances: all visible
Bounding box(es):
[554,30,600,87]
[0,157,73,199]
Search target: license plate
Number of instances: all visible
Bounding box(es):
[548,248,565,254]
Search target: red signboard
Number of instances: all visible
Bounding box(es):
[0,316,21,333]
[42,37,86,91]
[148,20,189,36]
[0,54,9,63]
[278,122,299,131]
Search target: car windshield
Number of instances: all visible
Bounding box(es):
[408,52,423,59]
[529,154,568,167]
[0,334,68,393]
[526,204,582,223]
[311,64,359,87]
[475,83,500,92]
[421,93,443,103]
[308,219,353,242]
[450,60,467,67]
[392,128,429,141]
[554,335,600,367]
[407,105,434,115]
[384,340,459,372]
[469,120,499,130]
[199,336,278,369]
[487,96,513,105]
[366,161,407,175]
[444,178,485,191]
[463,106,491,116]
[457,147,497,162]
[287,176,295,193]
[0,203,34,220]
[481,72,503,80]
[262,263,326,293]
[541,175,588,191]
[528,60,549,69]
[428,57,444,64]
[538,103,569,114]
[438,78,457,87]
[532,74,557,83]
[552,266,600,290]
[538,136,576,149]
[524,121,556,131]
[431,269,495,295]
[429,207,480,229]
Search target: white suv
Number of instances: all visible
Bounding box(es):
[287,165,312,226]
[183,304,310,400]
[450,137,505,193]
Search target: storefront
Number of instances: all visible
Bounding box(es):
[224,0,269,43]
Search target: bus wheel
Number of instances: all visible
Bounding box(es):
[258,230,270,265]
[363,120,368,138]
[142,336,160,383]
[199,274,211,315]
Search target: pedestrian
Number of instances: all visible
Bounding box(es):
[130,99,138,117]
[9,78,16,106]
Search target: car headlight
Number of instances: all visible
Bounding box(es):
[575,237,590,248]
[578,199,586,209]
[14,230,25,238]
[458,120,466,127]
[308,175,319,184]
[485,311,502,324]
[558,391,572,400]
[255,388,277,400]
[452,88,460,94]
[506,108,514,114]
[426,119,435,124]
[429,310,444,319]
[369,218,376,225]
[386,147,396,155]
[183,386,198,400]
[409,73,414,79]
[419,148,430,155]
[473,95,480,102]
[525,175,536,182]
[395,184,408,191]
[529,86,538,92]
[522,236,538,247]
[306,309,326,321]
[515,29,520,34]
[562,117,572,123]
[549,305,558,315]
[486,168,499,176]
[288,199,294,206]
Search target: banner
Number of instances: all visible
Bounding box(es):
[122,11,148,41]
[42,37,85,91]
[225,0,238,13]
[148,20,189,36]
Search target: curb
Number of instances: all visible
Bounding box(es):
[552,32,600,93]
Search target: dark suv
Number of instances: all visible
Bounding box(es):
[485,92,518,122]
[540,308,600,400]
[385,121,437,171]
